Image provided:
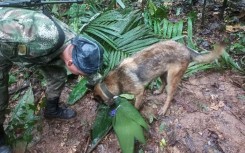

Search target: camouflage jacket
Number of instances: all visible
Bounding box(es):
[0,7,76,66]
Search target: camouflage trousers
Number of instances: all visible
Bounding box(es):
[0,53,67,124]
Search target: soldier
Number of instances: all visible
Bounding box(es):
[0,7,104,152]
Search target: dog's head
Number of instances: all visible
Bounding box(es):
[93,82,115,106]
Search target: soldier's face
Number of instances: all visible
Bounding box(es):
[66,61,86,76]
[62,44,86,76]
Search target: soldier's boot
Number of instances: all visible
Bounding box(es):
[43,97,76,119]
[0,125,11,153]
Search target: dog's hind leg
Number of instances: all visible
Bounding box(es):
[153,72,167,95]
[134,88,145,109]
[158,63,188,115]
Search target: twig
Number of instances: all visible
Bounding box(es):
[86,126,112,153]
[9,81,30,95]
[83,135,91,153]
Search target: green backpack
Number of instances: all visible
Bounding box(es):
[0,7,65,64]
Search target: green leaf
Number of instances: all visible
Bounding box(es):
[116,0,125,9]
[148,0,157,15]
[187,17,195,48]
[85,28,118,50]
[220,51,243,71]
[185,63,214,78]
[119,94,135,100]
[11,87,34,121]
[172,22,178,37]
[162,19,168,38]
[91,105,112,146]
[153,20,161,35]
[113,113,144,153]
[89,25,121,38]
[6,86,39,145]
[111,97,148,153]
[8,74,16,85]
[67,78,88,105]
[115,98,148,130]
[106,50,125,70]
[167,22,173,38]
[177,20,183,36]
[176,8,181,16]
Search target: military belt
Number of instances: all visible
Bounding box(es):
[0,42,31,61]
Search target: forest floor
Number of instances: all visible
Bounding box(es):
[6,1,245,153]
[26,70,245,153]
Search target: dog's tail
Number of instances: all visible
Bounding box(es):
[189,43,226,63]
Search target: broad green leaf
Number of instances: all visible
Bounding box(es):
[91,105,112,146]
[115,98,148,130]
[111,97,148,153]
[113,113,145,153]
[67,78,88,105]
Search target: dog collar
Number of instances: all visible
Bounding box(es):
[100,82,115,99]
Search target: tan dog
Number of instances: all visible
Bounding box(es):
[94,40,225,115]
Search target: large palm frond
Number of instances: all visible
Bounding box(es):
[75,9,159,74]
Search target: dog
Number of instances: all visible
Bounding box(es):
[93,40,225,115]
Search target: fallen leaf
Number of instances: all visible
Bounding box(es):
[226,24,245,32]
[210,103,219,110]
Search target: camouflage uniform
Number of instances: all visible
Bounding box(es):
[0,7,76,124]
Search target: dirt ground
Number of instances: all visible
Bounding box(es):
[24,70,245,153]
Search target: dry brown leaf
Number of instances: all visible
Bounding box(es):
[226,24,245,32]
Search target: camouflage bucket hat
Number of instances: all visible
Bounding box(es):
[71,36,104,75]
